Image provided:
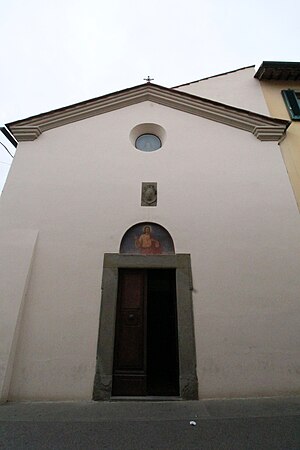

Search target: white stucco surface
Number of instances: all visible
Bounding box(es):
[175,67,270,116]
[0,229,38,402]
[0,100,299,400]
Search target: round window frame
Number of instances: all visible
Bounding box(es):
[129,123,166,152]
[135,133,162,152]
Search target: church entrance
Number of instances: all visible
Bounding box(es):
[112,269,179,397]
[93,253,198,401]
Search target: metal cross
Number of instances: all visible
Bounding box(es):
[144,76,154,83]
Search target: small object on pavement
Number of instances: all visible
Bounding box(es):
[189,420,197,426]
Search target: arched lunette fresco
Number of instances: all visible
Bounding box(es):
[120,222,175,255]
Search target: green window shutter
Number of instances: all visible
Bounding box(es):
[282,90,300,120]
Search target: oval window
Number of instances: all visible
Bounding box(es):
[135,134,161,152]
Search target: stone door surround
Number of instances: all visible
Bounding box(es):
[93,253,198,400]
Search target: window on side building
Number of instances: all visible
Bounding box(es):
[282,89,300,120]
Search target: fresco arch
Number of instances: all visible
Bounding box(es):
[120,222,175,255]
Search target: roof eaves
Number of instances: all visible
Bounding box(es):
[0,126,18,148]
[255,61,300,81]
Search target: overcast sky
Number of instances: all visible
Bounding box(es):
[1,0,300,191]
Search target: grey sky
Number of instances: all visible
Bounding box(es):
[1,0,300,191]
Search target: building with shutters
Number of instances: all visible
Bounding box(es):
[0,66,300,402]
[255,61,300,211]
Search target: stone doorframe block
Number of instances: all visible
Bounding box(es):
[93,253,198,401]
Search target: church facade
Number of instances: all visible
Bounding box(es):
[1,68,300,402]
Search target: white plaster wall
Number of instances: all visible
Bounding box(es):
[175,67,270,115]
[0,101,299,400]
[0,229,38,402]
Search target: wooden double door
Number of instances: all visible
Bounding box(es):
[112,269,179,397]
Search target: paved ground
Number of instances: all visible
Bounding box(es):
[0,396,299,449]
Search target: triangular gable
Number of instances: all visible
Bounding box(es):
[172,65,255,88]
[7,83,289,142]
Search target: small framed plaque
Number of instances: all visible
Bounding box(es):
[141,182,157,206]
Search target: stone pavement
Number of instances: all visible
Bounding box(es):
[0,396,299,449]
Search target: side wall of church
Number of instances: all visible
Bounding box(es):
[0,101,300,400]
[176,67,269,115]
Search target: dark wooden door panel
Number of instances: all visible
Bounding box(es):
[114,310,143,369]
[112,270,146,395]
[119,270,145,308]
[112,374,146,396]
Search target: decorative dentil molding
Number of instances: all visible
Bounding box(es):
[7,84,290,142]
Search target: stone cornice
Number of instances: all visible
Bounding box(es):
[252,126,288,141]
[11,126,42,141]
[7,84,290,142]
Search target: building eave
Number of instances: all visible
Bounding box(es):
[254,61,300,81]
[6,83,290,142]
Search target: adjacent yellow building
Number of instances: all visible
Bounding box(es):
[255,62,300,210]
